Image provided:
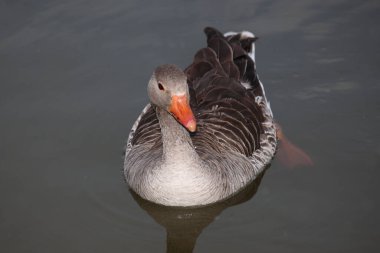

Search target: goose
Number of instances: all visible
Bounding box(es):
[124,27,278,207]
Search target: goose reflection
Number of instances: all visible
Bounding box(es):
[130,170,267,253]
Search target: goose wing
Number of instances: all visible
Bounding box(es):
[186,27,272,161]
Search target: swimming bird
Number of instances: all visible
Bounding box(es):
[124,27,278,207]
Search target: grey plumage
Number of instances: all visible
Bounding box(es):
[124,27,277,207]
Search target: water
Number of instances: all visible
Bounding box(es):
[1,0,379,252]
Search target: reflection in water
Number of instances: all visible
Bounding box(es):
[131,170,267,253]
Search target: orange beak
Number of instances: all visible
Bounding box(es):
[169,95,197,132]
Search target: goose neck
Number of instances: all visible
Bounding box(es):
[156,107,198,162]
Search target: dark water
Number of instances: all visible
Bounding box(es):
[1,0,379,252]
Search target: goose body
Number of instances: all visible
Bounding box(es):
[124,27,277,206]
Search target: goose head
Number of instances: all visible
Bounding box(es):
[147,64,197,132]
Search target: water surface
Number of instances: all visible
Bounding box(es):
[1,0,379,252]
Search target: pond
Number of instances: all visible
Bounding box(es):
[1,0,379,252]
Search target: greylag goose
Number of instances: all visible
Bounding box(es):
[124,27,277,207]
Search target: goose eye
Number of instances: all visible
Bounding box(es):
[158,82,165,91]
